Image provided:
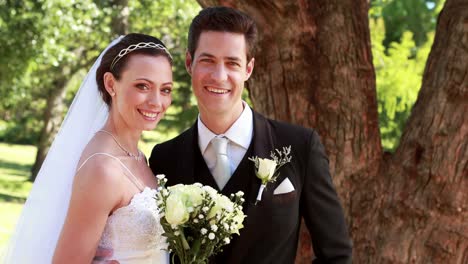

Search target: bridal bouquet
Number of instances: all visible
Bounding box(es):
[155,175,246,264]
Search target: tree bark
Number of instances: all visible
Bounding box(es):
[110,0,129,35]
[30,74,69,181]
[197,0,467,263]
[366,0,468,262]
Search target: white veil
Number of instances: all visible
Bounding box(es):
[2,36,124,263]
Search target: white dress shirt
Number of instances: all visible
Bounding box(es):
[198,102,254,179]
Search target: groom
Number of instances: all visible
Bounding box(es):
[149,6,352,264]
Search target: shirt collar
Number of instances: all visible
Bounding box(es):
[198,101,253,154]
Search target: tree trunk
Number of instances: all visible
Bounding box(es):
[110,0,129,35]
[197,0,467,263]
[30,75,69,181]
[365,0,468,262]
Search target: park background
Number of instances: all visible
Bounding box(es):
[1,0,466,263]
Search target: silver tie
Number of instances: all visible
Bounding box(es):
[211,136,231,190]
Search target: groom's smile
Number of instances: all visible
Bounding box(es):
[205,86,230,94]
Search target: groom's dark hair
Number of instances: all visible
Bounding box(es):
[188,6,258,61]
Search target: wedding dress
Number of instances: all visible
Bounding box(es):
[99,187,168,263]
[78,153,169,264]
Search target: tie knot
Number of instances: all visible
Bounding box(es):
[211,136,228,155]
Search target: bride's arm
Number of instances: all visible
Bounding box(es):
[53,158,123,264]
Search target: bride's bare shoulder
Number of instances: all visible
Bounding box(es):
[80,132,115,157]
[71,153,125,213]
[74,133,125,189]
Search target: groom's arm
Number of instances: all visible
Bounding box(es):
[149,141,173,176]
[149,144,162,175]
[301,130,352,263]
[149,142,175,182]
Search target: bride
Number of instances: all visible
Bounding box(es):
[3,33,172,263]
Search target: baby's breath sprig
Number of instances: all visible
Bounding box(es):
[271,146,292,168]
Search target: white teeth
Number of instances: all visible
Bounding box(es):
[140,110,158,118]
[206,87,229,94]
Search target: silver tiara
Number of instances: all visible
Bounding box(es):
[110,42,172,70]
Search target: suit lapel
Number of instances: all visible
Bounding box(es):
[220,143,254,196]
[224,112,279,262]
[252,112,275,159]
[188,120,223,188]
[248,112,276,204]
[193,145,219,188]
[220,112,276,200]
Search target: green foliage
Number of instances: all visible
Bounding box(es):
[0,1,42,143]
[0,0,114,143]
[370,0,444,48]
[370,0,443,151]
[371,18,434,150]
[0,0,201,144]
[0,1,42,80]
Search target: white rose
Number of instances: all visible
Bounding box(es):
[165,194,189,226]
[179,185,204,208]
[168,184,204,215]
[257,158,277,182]
[208,194,234,218]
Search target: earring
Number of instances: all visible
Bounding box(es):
[110,90,115,96]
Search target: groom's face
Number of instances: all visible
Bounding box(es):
[186,31,254,121]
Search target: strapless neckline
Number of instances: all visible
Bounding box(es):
[111,187,156,215]
[98,187,168,264]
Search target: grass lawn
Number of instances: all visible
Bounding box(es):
[0,143,35,255]
[0,130,176,255]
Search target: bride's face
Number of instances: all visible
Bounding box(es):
[107,53,173,131]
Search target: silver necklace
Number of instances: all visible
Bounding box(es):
[98,129,143,161]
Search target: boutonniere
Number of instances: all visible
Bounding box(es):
[249,146,292,204]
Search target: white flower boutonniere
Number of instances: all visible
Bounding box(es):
[249,146,292,204]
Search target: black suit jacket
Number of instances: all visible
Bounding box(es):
[149,111,352,264]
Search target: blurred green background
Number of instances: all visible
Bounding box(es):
[0,0,444,254]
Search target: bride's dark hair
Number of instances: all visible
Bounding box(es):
[96,33,172,107]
